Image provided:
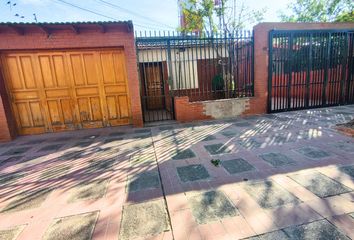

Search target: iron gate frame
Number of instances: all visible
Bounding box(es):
[268,29,354,113]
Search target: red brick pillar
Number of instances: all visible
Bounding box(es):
[245,24,269,115]
[125,33,144,127]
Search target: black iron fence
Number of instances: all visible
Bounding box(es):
[136,31,254,122]
[268,29,354,113]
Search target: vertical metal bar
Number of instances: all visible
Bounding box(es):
[346,32,354,103]
[268,30,273,113]
[172,31,179,95]
[287,32,293,110]
[205,31,210,99]
[190,32,197,99]
[158,31,166,120]
[340,32,348,104]
[306,33,312,108]
[251,30,255,97]
[322,32,331,105]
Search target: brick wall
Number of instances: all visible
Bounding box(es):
[0,23,143,141]
[174,96,212,122]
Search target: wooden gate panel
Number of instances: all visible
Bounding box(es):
[99,50,131,126]
[67,52,104,128]
[2,54,46,134]
[37,53,76,131]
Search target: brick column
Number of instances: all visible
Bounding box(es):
[124,33,144,127]
[244,24,269,115]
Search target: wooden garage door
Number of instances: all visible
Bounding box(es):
[1,49,131,135]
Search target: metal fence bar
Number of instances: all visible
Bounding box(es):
[135,30,255,122]
[268,29,354,113]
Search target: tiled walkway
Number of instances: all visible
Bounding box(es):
[0,105,354,240]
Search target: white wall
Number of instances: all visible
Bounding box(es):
[137,45,229,90]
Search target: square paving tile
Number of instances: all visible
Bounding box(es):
[221,158,255,174]
[135,128,151,134]
[172,149,196,160]
[103,137,123,144]
[295,147,331,159]
[42,211,98,240]
[339,165,354,179]
[133,134,151,139]
[39,165,71,180]
[189,190,238,224]
[1,147,31,156]
[263,114,278,119]
[221,131,240,138]
[259,153,295,167]
[1,188,52,213]
[130,152,155,166]
[0,156,23,167]
[159,126,174,131]
[57,150,83,161]
[0,225,25,240]
[0,171,24,186]
[69,179,109,202]
[204,143,231,155]
[234,121,252,127]
[177,164,210,182]
[289,172,352,198]
[119,200,170,240]
[55,136,73,142]
[21,139,46,145]
[85,157,117,173]
[74,141,95,148]
[109,132,125,137]
[243,180,299,209]
[237,139,262,150]
[282,219,349,240]
[38,144,64,152]
[202,135,217,141]
[276,116,291,122]
[128,171,160,192]
[245,230,290,240]
[331,141,354,153]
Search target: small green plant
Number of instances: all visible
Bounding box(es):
[211,159,221,167]
[212,74,224,91]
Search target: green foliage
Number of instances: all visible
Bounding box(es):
[212,74,224,91]
[279,0,354,22]
[335,10,354,22]
[211,159,221,167]
[180,0,265,33]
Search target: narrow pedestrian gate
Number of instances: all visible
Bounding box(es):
[268,29,354,113]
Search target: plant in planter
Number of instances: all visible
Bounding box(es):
[212,74,225,99]
[211,159,221,167]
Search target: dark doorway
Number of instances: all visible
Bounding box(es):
[144,63,165,110]
[139,62,174,122]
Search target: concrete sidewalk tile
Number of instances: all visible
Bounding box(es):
[221,216,256,239]
[306,196,354,218]
[264,203,322,229]
[328,214,354,239]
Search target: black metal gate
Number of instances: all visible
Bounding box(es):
[268,29,354,113]
[136,37,175,123]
